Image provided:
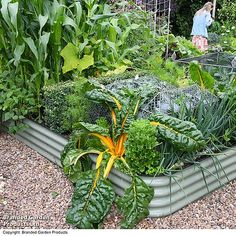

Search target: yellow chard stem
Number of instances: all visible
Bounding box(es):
[103,155,116,179]
[110,95,122,110]
[96,152,104,169]
[150,121,160,127]
[111,108,117,126]
[133,98,141,115]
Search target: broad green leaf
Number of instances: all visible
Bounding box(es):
[116,175,154,229]
[86,89,121,108]
[149,112,206,151]
[105,40,117,56]
[63,149,84,182]
[66,170,115,229]
[79,122,110,136]
[105,65,128,76]
[90,13,116,21]
[61,43,94,73]
[61,43,79,73]
[63,15,77,29]
[38,14,48,35]
[8,2,18,35]
[23,37,39,60]
[13,43,25,67]
[74,1,82,26]
[0,0,11,27]
[77,54,94,73]
[40,32,50,58]
[189,61,215,90]
[108,25,117,42]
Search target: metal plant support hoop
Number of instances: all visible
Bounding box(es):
[135,0,172,56]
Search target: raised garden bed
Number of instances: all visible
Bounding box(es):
[2,118,236,218]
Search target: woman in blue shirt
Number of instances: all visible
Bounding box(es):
[191,2,214,52]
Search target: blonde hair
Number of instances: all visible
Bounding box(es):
[195,2,213,15]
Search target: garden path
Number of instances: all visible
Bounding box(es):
[0,132,235,229]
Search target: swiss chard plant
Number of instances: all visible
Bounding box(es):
[61,82,206,229]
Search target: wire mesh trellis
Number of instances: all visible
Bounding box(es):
[135,0,171,36]
[138,84,218,119]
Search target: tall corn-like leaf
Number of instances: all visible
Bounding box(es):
[116,175,154,229]
[38,14,48,36]
[0,0,12,29]
[74,1,82,26]
[189,61,215,91]
[63,15,77,29]
[23,37,39,60]
[8,2,18,36]
[66,170,115,229]
[13,43,25,67]
[40,32,50,60]
[150,112,206,151]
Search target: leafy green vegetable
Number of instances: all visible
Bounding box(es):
[125,119,160,175]
[149,112,206,152]
[66,170,115,229]
[189,61,215,91]
[116,175,154,229]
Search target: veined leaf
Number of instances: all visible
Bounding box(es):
[90,13,116,21]
[61,43,94,73]
[150,112,206,151]
[79,122,110,136]
[66,170,115,229]
[40,32,50,59]
[86,89,122,108]
[63,149,99,182]
[116,175,154,229]
[60,43,79,73]
[77,54,94,73]
[189,61,215,90]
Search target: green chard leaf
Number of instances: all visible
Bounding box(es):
[79,122,110,136]
[63,148,100,183]
[189,61,215,91]
[150,112,206,152]
[66,170,115,229]
[116,175,154,229]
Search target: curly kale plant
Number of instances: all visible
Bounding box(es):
[125,119,160,175]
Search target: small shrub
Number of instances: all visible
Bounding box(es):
[42,81,75,134]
